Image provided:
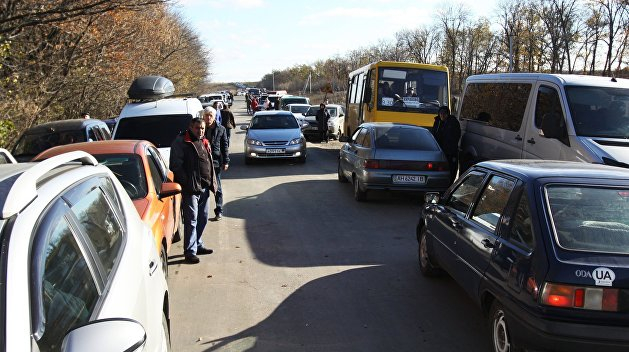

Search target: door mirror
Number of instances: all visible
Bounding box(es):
[339,113,344,117]
[159,181,182,199]
[61,318,146,352]
[301,121,310,129]
[424,192,441,204]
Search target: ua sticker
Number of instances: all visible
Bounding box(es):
[593,267,615,287]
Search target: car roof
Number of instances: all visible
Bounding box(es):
[476,160,629,181]
[287,103,310,107]
[253,111,294,117]
[360,122,426,129]
[33,140,151,161]
[467,73,629,88]
[21,119,108,134]
[119,97,203,118]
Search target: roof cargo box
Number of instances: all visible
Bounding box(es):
[128,76,175,100]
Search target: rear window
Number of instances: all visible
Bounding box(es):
[114,114,191,148]
[374,126,440,150]
[12,131,87,158]
[546,185,629,254]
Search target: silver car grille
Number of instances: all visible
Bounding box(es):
[263,140,288,146]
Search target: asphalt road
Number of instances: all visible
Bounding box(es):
[168,97,491,352]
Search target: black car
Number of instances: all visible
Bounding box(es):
[417,160,629,352]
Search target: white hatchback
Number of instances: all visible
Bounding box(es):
[0,151,170,352]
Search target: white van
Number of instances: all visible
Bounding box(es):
[113,76,203,165]
[458,73,629,170]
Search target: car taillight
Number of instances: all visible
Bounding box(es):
[541,283,619,311]
[364,159,380,169]
[423,162,448,171]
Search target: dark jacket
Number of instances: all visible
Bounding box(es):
[169,130,217,194]
[220,108,236,129]
[205,123,230,168]
[316,108,330,128]
[432,115,461,156]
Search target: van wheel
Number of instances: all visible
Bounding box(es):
[418,227,443,277]
[333,129,341,140]
[353,176,367,201]
[489,301,520,352]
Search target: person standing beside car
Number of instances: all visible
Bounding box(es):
[170,117,217,264]
[245,93,252,115]
[432,105,461,184]
[203,107,230,221]
[220,104,236,145]
[316,103,331,143]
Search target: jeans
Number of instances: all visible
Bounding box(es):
[225,128,231,146]
[182,187,211,256]
[446,154,458,184]
[214,167,223,215]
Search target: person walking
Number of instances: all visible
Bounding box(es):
[212,101,223,125]
[220,104,236,145]
[251,96,259,113]
[170,117,217,264]
[432,106,461,184]
[203,107,230,221]
[245,93,252,115]
[316,103,331,143]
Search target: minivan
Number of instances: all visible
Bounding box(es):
[457,73,629,171]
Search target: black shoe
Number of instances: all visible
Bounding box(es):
[184,255,200,264]
[197,247,214,255]
[214,212,223,221]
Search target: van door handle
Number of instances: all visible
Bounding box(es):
[527,138,536,144]
[515,135,523,141]
[481,238,496,249]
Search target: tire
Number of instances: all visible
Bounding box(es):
[418,227,443,277]
[489,301,518,352]
[160,245,168,279]
[334,129,341,140]
[353,176,367,201]
[337,160,348,183]
[161,311,172,352]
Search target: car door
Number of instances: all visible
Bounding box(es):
[340,127,366,177]
[146,146,174,246]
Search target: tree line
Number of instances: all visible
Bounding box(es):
[258,0,627,101]
[0,0,211,148]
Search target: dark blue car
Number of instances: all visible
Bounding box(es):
[417,160,629,352]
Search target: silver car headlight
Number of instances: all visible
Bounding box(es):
[289,138,302,145]
[247,138,263,146]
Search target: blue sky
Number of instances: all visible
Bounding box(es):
[172,0,499,83]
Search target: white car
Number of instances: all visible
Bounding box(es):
[286,103,311,123]
[302,104,346,140]
[0,151,170,352]
[0,148,16,164]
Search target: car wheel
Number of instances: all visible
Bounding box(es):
[160,245,168,279]
[161,311,172,352]
[418,227,443,277]
[353,176,367,201]
[337,160,348,183]
[489,301,518,352]
[334,129,341,140]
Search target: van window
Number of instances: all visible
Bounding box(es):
[114,114,191,147]
[460,83,531,132]
[535,86,568,145]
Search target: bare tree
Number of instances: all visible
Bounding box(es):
[438,3,471,92]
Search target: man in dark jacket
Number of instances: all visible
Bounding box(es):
[204,107,230,220]
[170,117,217,264]
[432,106,461,184]
[220,105,236,146]
[316,103,331,143]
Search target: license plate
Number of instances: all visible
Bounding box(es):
[392,175,425,184]
[266,148,285,154]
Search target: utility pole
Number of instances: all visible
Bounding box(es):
[272,70,275,91]
[509,34,514,73]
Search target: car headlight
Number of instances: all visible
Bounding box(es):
[247,139,263,146]
[289,138,302,145]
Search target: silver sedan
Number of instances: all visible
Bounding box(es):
[241,111,307,164]
[338,123,450,201]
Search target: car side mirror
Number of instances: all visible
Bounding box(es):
[159,181,181,199]
[339,135,350,143]
[61,318,146,352]
[240,125,248,130]
[301,122,309,129]
[339,113,344,117]
[424,192,441,204]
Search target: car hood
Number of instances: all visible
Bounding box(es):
[247,129,301,142]
[578,137,629,167]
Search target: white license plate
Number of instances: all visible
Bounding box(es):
[392,175,425,184]
[266,148,285,154]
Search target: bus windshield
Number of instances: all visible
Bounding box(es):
[376,67,448,114]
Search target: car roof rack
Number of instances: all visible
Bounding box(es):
[1,151,98,218]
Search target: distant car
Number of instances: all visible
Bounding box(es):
[198,94,226,108]
[0,148,17,164]
[338,123,450,201]
[11,119,111,162]
[417,160,629,352]
[34,140,183,278]
[286,103,311,122]
[240,110,307,164]
[302,104,346,140]
[279,95,310,110]
[0,151,170,351]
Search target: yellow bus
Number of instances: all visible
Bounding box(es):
[343,61,450,136]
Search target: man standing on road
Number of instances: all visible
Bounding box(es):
[170,117,217,264]
[316,103,331,143]
[245,93,252,115]
[203,107,230,221]
[432,106,461,184]
[220,104,236,145]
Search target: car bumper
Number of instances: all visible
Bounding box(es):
[359,170,450,193]
[505,300,629,351]
[244,144,306,159]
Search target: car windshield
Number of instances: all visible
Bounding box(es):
[565,86,629,138]
[377,67,449,114]
[290,105,309,114]
[305,107,337,117]
[251,115,299,129]
[249,88,260,95]
[374,126,440,150]
[95,154,148,200]
[546,185,629,254]
[114,114,191,148]
[12,131,87,158]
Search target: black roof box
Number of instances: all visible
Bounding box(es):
[128,76,175,100]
